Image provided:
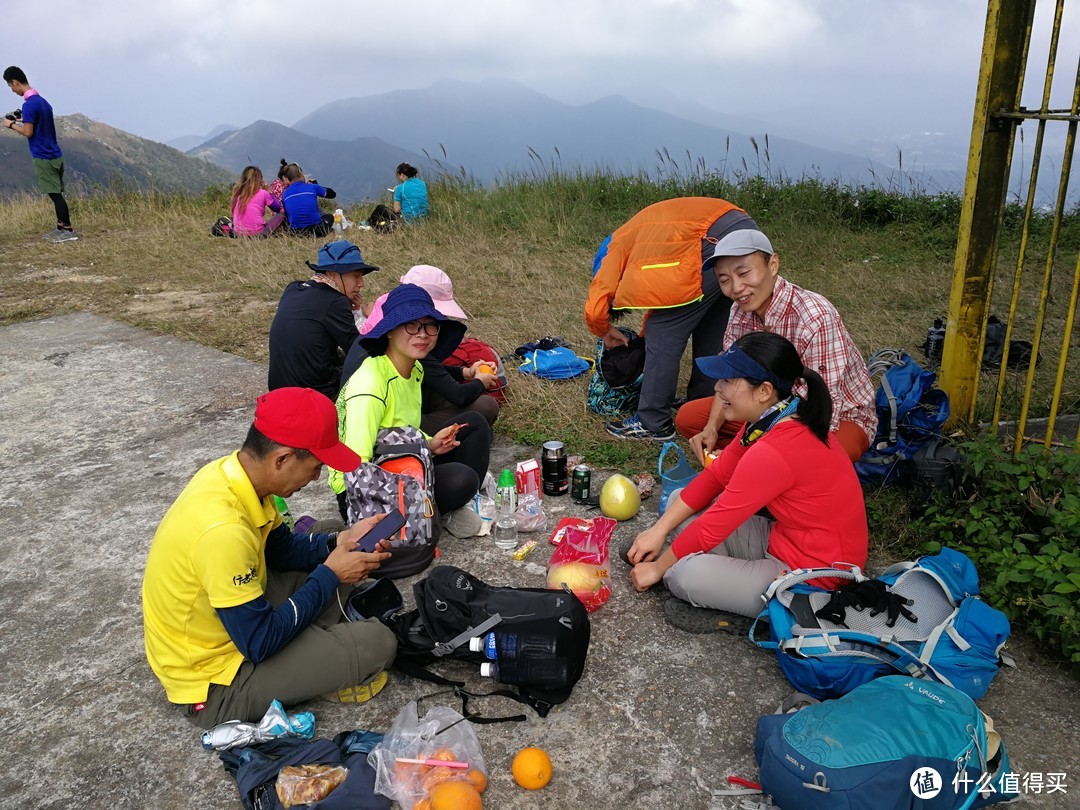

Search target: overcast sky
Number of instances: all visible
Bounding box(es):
[6,0,1078,150]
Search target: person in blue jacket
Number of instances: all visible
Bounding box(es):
[280,163,338,237]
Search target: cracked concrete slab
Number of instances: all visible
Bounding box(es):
[0,313,1076,809]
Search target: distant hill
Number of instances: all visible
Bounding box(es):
[293,78,892,185]
[186,121,431,202]
[0,114,233,197]
[166,124,239,153]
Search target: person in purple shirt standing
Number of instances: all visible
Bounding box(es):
[2,66,77,242]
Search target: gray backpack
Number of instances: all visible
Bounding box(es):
[343,426,440,579]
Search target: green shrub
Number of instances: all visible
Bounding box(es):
[914,438,1080,663]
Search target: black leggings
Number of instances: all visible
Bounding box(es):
[431,410,491,514]
[335,410,492,521]
[48,192,71,227]
[290,214,334,237]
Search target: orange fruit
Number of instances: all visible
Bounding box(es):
[511,746,553,790]
[464,769,487,793]
[395,761,424,784]
[429,747,459,762]
[429,780,483,810]
[420,766,456,794]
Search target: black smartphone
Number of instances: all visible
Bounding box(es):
[354,509,406,552]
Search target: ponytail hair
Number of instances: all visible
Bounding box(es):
[794,366,833,444]
[730,332,833,445]
[277,158,289,180]
[396,162,418,178]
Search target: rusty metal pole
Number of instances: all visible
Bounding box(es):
[941,0,1037,425]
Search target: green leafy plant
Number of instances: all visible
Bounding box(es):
[914,438,1080,663]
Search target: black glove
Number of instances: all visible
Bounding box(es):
[869,592,918,627]
[842,579,891,611]
[814,590,851,626]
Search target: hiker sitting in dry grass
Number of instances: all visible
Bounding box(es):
[229,165,285,237]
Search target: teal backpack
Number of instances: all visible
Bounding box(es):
[755,676,1018,809]
[585,327,644,416]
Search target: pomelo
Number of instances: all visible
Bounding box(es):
[599,474,640,520]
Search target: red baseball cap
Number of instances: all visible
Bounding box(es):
[253,388,361,472]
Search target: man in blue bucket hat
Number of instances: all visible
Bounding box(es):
[268,241,380,400]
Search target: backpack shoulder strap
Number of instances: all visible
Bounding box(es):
[430,613,502,658]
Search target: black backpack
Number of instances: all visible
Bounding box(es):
[210,215,234,237]
[381,566,591,720]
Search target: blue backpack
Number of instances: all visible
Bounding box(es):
[855,349,950,485]
[750,547,1012,700]
[755,676,1018,810]
[518,345,592,380]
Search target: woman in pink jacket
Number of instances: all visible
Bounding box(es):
[229,165,285,237]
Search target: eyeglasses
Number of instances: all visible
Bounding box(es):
[404,320,441,336]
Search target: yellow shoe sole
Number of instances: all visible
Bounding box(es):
[336,669,388,704]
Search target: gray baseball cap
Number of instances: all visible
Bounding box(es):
[708,228,775,261]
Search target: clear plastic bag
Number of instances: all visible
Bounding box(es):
[515,491,547,532]
[367,701,487,810]
[546,516,616,612]
[276,764,348,808]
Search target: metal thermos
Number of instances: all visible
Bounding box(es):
[541,441,568,496]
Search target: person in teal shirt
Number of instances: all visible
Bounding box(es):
[392,163,429,222]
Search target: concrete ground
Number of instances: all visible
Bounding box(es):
[0,312,1076,809]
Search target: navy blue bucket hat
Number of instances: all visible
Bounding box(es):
[360,283,466,361]
[306,240,380,274]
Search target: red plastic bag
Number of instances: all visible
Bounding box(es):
[545,516,616,612]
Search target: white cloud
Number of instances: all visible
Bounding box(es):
[4,0,1075,146]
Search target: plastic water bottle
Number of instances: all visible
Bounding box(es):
[333,209,344,234]
[494,469,518,550]
[479,658,569,689]
[469,631,558,661]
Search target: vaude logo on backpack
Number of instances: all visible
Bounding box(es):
[750,547,1012,700]
[344,426,439,579]
[754,676,1019,810]
[382,566,591,720]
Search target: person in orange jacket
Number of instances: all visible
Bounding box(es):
[584,197,762,440]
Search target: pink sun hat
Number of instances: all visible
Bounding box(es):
[359,292,389,335]
[400,265,468,320]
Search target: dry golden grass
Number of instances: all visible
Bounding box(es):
[1,177,1076,474]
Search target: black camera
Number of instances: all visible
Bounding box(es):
[4,109,21,122]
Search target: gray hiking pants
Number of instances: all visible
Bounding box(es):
[636,267,731,431]
[663,512,786,618]
[184,569,397,729]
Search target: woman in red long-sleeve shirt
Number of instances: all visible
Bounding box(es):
[626,332,867,633]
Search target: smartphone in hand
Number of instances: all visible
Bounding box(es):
[354,509,407,552]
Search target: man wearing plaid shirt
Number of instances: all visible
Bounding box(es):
[675,228,876,463]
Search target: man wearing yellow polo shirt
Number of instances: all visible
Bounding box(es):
[142,387,397,730]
